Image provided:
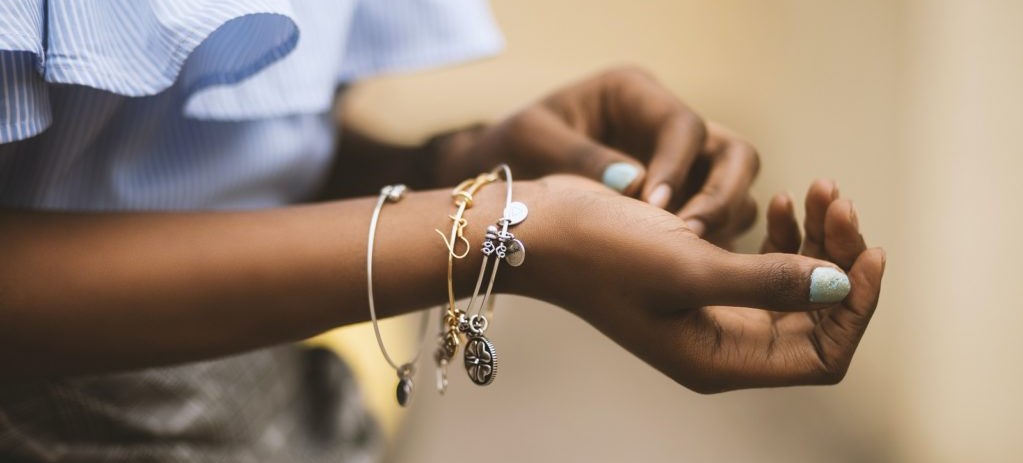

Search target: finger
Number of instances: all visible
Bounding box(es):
[511,107,646,195]
[677,131,760,237]
[823,199,867,270]
[810,247,886,381]
[691,249,850,311]
[801,179,839,259]
[643,114,706,209]
[761,193,801,254]
[706,195,757,249]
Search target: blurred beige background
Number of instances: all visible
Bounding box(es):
[331,1,1022,462]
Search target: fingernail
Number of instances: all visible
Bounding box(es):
[685,219,706,236]
[648,183,672,209]
[602,163,639,193]
[809,267,851,303]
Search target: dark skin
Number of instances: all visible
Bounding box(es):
[0,67,884,393]
[327,67,759,245]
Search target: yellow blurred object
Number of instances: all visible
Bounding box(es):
[304,315,420,442]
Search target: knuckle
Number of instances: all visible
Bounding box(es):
[569,143,604,175]
[757,259,803,307]
[678,112,708,141]
[692,193,729,226]
[736,197,758,232]
[503,107,544,137]
[731,139,761,175]
[501,106,544,136]
[817,363,850,385]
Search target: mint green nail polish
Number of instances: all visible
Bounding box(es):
[602,163,638,192]
[809,267,851,303]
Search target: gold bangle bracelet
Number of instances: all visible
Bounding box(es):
[432,170,499,394]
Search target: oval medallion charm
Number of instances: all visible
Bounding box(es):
[505,239,525,267]
[464,336,497,386]
[396,377,413,407]
[503,201,529,226]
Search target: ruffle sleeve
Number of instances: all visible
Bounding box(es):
[0,0,505,142]
[0,0,300,143]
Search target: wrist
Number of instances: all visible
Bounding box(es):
[460,178,572,303]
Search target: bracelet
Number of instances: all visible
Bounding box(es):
[433,171,499,394]
[366,184,430,407]
[458,163,528,386]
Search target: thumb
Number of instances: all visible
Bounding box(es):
[508,107,646,195]
[599,157,646,196]
[549,123,645,195]
[692,250,851,311]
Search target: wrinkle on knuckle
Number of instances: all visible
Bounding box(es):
[757,259,802,307]
[817,361,849,385]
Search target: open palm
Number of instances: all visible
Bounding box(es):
[680,180,884,392]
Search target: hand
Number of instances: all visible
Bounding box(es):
[437,67,760,245]
[509,176,885,393]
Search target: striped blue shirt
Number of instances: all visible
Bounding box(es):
[0,2,503,461]
[0,0,503,210]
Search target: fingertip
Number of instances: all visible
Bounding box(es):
[825,199,855,228]
[809,178,834,196]
[809,266,851,304]
[848,247,886,285]
[769,192,789,212]
[647,183,672,209]
[866,246,887,275]
[685,218,706,236]
[602,162,645,194]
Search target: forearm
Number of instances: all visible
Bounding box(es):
[0,183,537,379]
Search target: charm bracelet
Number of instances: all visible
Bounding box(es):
[434,171,499,394]
[365,184,431,406]
[458,163,528,386]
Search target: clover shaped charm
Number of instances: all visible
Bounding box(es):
[463,336,497,386]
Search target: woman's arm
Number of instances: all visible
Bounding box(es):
[0,183,526,379]
[0,175,883,393]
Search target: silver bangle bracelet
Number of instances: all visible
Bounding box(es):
[366,184,430,406]
[458,163,529,386]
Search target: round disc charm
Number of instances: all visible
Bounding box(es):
[463,336,497,386]
[505,239,525,267]
[502,201,529,226]
[396,377,413,406]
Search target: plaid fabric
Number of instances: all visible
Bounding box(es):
[0,345,381,462]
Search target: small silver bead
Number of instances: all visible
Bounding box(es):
[384,184,407,202]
